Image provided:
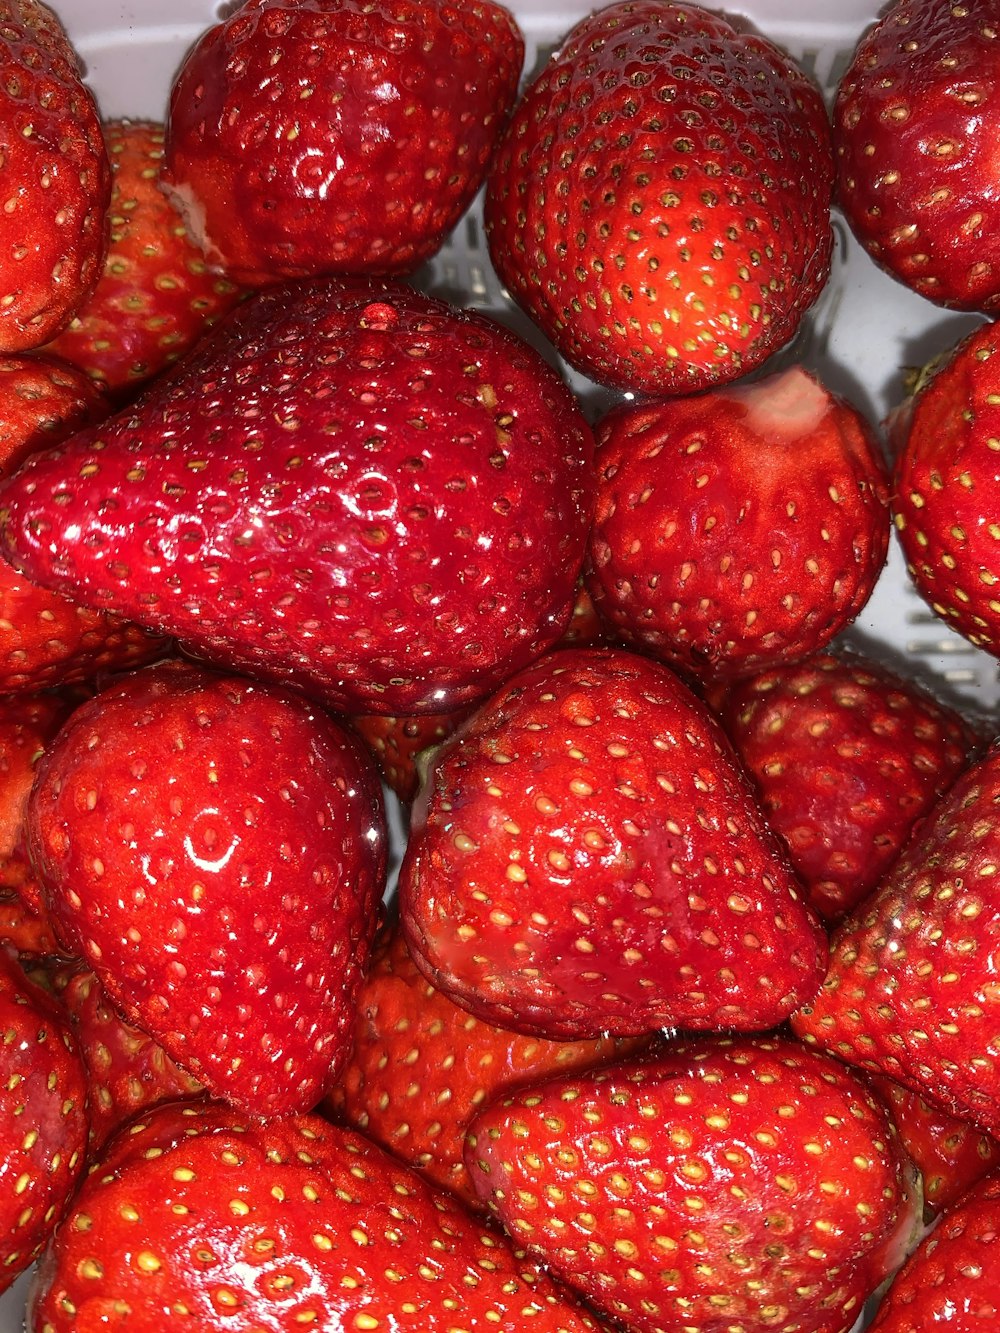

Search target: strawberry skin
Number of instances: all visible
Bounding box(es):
[0,277,594,715]
[30,1100,605,1331]
[586,366,891,684]
[465,1033,920,1333]
[25,659,388,1116]
[399,644,827,1041]
[484,0,834,395]
[163,0,523,286]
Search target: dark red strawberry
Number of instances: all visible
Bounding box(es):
[0,1,110,351]
[711,649,979,922]
[585,366,891,685]
[484,0,834,395]
[834,0,1000,312]
[30,1100,605,1331]
[25,659,388,1116]
[465,1033,920,1333]
[400,644,827,1041]
[0,277,594,716]
[0,353,106,474]
[43,119,244,399]
[163,0,523,286]
[0,947,88,1292]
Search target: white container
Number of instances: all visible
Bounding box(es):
[0,1,988,1329]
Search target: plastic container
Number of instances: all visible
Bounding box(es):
[0,1,990,1328]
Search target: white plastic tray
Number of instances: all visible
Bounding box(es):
[0,1,991,1328]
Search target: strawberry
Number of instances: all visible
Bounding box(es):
[351,706,475,806]
[834,0,1000,312]
[711,649,979,922]
[24,659,388,1116]
[0,0,110,351]
[791,736,1000,1137]
[0,875,60,956]
[585,366,891,686]
[0,277,594,716]
[484,0,834,395]
[0,947,89,1292]
[892,319,1000,659]
[30,1099,606,1331]
[163,0,524,286]
[0,353,106,475]
[43,119,244,400]
[326,924,648,1208]
[465,1033,920,1333]
[399,644,827,1041]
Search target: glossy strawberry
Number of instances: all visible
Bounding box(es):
[25,659,388,1116]
[484,0,834,395]
[711,650,978,922]
[0,1,110,351]
[163,0,523,286]
[0,277,594,715]
[43,119,244,399]
[585,367,891,685]
[835,0,1000,311]
[29,1100,605,1332]
[466,1033,919,1333]
[400,644,827,1041]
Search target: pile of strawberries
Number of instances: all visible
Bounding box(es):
[1,0,1000,1328]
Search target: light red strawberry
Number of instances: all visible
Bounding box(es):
[25,659,388,1116]
[0,277,594,716]
[163,0,524,286]
[484,0,834,394]
[465,1033,920,1333]
[585,366,891,685]
[400,644,827,1041]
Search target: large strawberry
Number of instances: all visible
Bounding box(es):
[400,644,827,1041]
[25,659,388,1116]
[0,277,594,716]
[29,1100,605,1332]
[585,367,891,685]
[484,0,834,395]
[465,1033,920,1333]
[0,0,110,351]
[834,0,1000,312]
[163,0,523,286]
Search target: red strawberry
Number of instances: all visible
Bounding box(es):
[399,644,827,1041]
[30,1100,605,1332]
[484,0,834,395]
[0,947,88,1292]
[326,924,648,1208]
[0,353,106,475]
[585,366,891,685]
[43,119,244,400]
[791,737,1000,1136]
[711,649,979,922]
[0,876,60,956]
[25,659,388,1116]
[163,0,524,286]
[0,0,110,351]
[0,277,594,716]
[834,0,1000,312]
[465,1033,920,1333]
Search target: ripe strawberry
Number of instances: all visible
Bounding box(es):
[399,644,827,1041]
[43,119,244,400]
[834,0,1000,312]
[163,0,523,286]
[791,737,1000,1136]
[25,659,388,1116]
[30,1100,605,1332]
[0,947,89,1292]
[0,277,594,716]
[465,1033,920,1333]
[0,353,106,475]
[0,875,60,956]
[484,0,834,395]
[711,649,979,922]
[0,0,110,351]
[892,319,1000,659]
[585,366,891,685]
